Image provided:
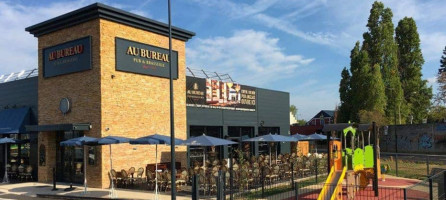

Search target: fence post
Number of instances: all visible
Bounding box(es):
[294,182,299,200]
[403,188,407,200]
[315,158,318,183]
[217,170,222,200]
[261,166,265,198]
[426,156,430,177]
[443,171,446,199]
[229,150,233,200]
[395,153,399,177]
[429,178,433,200]
[222,170,226,200]
[192,174,199,200]
[291,162,295,189]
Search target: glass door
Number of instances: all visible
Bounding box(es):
[56,131,84,183]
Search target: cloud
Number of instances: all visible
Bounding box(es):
[0,1,152,75]
[186,29,314,87]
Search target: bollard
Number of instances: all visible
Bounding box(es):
[294,182,299,200]
[429,178,433,200]
[52,167,57,191]
[192,174,199,200]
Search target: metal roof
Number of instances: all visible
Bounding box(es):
[0,69,37,84]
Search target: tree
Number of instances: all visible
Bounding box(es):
[362,1,384,67]
[365,64,387,113]
[438,46,446,105]
[349,45,372,121]
[290,105,297,119]
[396,17,432,123]
[338,67,352,123]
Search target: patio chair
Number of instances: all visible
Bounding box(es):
[156,171,167,192]
[18,165,25,182]
[146,170,155,189]
[175,169,188,189]
[198,174,208,196]
[119,169,130,188]
[8,164,18,181]
[134,167,144,185]
[22,166,33,181]
[110,169,118,187]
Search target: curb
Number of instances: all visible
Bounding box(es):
[36,194,140,200]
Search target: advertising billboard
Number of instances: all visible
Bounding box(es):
[186,76,256,111]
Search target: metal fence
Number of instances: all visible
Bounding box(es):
[380,152,446,179]
[190,168,446,200]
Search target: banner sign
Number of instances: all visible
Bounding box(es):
[42,36,92,78]
[186,76,256,111]
[115,37,178,79]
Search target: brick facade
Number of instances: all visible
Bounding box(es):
[37,18,188,188]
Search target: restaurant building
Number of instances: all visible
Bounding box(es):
[0,3,289,188]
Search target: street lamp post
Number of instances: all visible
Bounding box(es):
[167,0,176,199]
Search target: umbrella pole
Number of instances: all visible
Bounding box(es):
[83,145,87,194]
[275,143,278,165]
[155,144,158,200]
[203,147,206,169]
[3,144,8,183]
[269,144,271,167]
[109,144,115,198]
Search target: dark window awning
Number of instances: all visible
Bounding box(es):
[0,107,31,134]
[26,123,91,132]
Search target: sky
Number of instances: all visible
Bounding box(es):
[0,0,445,120]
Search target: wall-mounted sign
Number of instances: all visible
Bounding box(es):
[186,76,256,111]
[42,36,92,78]
[115,37,178,79]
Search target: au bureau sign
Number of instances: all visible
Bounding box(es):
[115,37,178,79]
[42,36,92,78]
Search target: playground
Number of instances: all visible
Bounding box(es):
[291,123,442,200]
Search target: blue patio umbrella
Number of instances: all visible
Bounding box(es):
[243,133,298,165]
[0,138,19,183]
[291,133,310,140]
[304,133,338,153]
[130,134,182,200]
[93,136,132,198]
[60,136,98,194]
[182,134,236,169]
[182,134,236,146]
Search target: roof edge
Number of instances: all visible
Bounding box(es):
[25,3,195,41]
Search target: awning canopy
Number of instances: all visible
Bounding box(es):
[322,123,372,132]
[26,123,91,132]
[0,107,31,134]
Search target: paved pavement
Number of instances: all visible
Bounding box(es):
[0,182,192,200]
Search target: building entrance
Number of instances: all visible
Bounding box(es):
[55,131,84,183]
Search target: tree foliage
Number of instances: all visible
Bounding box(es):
[395,17,432,123]
[338,1,432,125]
[290,105,297,118]
[338,67,352,122]
[437,46,446,105]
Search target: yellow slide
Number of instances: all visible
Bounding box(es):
[318,166,347,200]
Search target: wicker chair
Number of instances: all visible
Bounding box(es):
[119,169,129,188]
[146,170,155,189]
[22,166,33,181]
[134,167,144,185]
